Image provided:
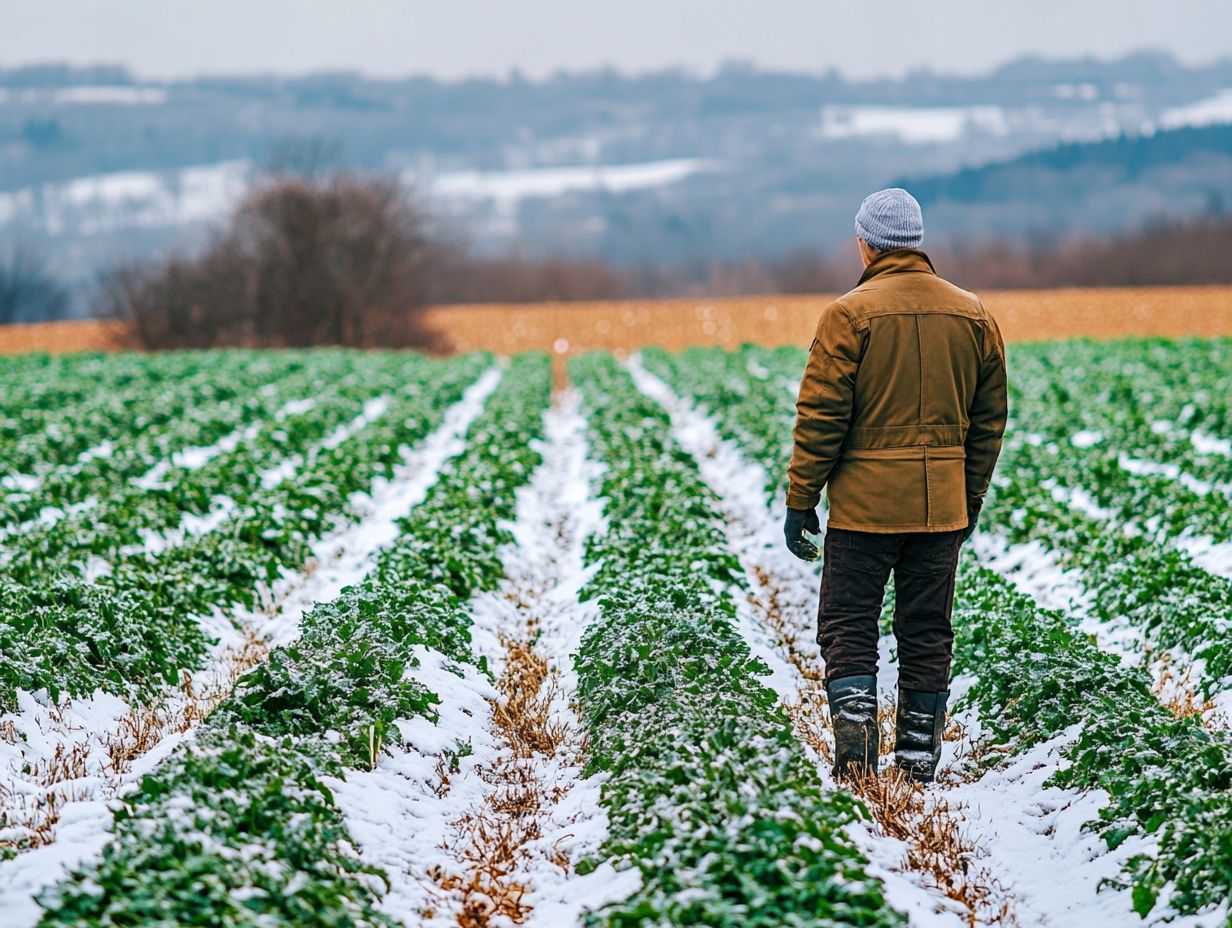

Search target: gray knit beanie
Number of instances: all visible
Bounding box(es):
[854,187,924,252]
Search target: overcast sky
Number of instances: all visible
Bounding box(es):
[4,1,1231,81]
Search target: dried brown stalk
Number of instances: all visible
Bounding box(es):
[1,625,271,855]
[432,623,569,926]
[1150,649,1215,722]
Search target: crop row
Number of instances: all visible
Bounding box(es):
[978,433,1232,693]
[569,353,902,927]
[969,343,1232,693]
[0,352,349,528]
[644,343,1232,922]
[5,352,416,578]
[1005,341,1231,537]
[1,352,300,479]
[1009,338,1232,487]
[34,353,553,926]
[0,352,489,709]
[640,346,801,502]
[952,560,1232,919]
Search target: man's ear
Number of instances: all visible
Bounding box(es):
[856,237,873,268]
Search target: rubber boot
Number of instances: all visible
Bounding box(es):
[826,674,879,782]
[894,689,949,783]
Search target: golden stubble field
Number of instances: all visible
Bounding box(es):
[2,287,1230,362]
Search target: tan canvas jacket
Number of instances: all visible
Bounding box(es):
[786,248,1008,533]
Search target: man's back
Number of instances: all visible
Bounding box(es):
[787,248,1007,533]
[783,187,1009,785]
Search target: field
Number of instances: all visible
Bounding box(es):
[1,338,1230,927]
[4,285,1232,360]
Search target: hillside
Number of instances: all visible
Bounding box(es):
[903,124,1232,240]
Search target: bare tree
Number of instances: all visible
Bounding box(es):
[102,171,446,349]
[0,240,70,324]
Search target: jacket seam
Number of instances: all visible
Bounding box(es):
[826,519,969,533]
[916,314,925,425]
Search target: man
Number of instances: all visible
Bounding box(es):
[783,187,1008,784]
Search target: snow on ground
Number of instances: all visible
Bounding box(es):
[260,395,391,489]
[627,358,1226,928]
[422,158,711,211]
[817,103,1009,143]
[0,160,252,237]
[1117,453,1217,498]
[511,393,635,928]
[967,533,1142,657]
[1159,87,1232,130]
[971,527,1228,714]
[0,368,501,927]
[1191,429,1232,457]
[1,438,116,504]
[135,394,317,491]
[937,726,1226,928]
[0,156,711,239]
[0,392,321,552]
[1177,535,1232,582]
[1019,465,1232,712]
[1111,450,1232,581]
[1069,429,1104,449]
[51,86,169,106]
[328,647,502,922]
[332,390,631,925]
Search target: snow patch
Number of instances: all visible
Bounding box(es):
[1069,429,1104,449]
[52,86,168,106]
[938,727,1226,928]
[135,395,317,491]
[1118,453,1214,496]
[1159,88,1232,130]
[259,395,390,490]
[1192,429,1232,457]
[327,646,501,924]
[0,160,251,237]
[818,103,1009,144]
[422,158,711,210]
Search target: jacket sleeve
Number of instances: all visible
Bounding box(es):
[964,312,1008,507]
[786,301,863,510]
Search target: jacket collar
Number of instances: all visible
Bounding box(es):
[858,248,937,286]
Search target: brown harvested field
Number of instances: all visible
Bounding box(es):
[3,286,1230,359]
[0,319,128,355]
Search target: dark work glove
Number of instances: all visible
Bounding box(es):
[784,507,821,561]
[962,498,983,542]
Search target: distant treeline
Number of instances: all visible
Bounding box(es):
[448,210,1232,301]
[20,166,1226,349]
[903,124,1232,204]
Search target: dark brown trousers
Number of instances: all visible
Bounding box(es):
[817,526,964,692]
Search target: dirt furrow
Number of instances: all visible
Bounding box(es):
[335,393,627,927]
[426,393,617,927]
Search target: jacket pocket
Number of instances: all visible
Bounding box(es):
[828,448,927,529]
[925,446,967,528]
